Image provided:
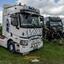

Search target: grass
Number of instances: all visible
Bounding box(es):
[0,40,64,64]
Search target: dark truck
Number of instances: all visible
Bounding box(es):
[44,17,63,40]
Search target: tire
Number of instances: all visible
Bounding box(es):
[7,40,15,53]
[62,33,64,38]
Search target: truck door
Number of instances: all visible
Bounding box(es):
[10,13,21,37]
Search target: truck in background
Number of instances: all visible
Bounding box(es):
[43,17,63,40]
[0,4,43,54]
[61,17,64,38]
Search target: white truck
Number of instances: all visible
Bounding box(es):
[0,4,43,54]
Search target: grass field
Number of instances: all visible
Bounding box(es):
[0,40,64,64]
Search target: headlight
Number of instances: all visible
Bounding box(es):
[20,40,28,46]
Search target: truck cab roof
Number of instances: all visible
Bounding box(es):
[3,4,40,16]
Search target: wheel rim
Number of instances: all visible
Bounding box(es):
[10,45,13,51]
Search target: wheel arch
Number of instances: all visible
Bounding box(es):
[7,39,16,52]
[7,39,13,44]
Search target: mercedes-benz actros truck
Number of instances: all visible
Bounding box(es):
[0,4,43,55]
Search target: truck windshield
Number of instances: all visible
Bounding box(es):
[20,13,42,28]
[50,21,62,26]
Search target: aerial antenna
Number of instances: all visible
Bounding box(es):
[16,0,22,5]
[19,3,22,6]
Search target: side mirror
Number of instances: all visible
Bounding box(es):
[40,16,44,27]
[40,16,44,21]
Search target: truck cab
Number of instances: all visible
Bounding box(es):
[44,17,63,40]
[2,4,43,54]
[46,17,63,32]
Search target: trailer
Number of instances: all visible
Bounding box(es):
[0,4,43,54]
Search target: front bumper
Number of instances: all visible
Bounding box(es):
[19,38,43,54]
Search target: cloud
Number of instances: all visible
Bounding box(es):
[0,11,2,23]
[16,0,64,16]
[45,5,64,15]
[16,0,28,5]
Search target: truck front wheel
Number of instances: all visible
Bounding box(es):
[7,40,15,53]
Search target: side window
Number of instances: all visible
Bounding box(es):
[6,19,9,32]
[11,14,18,26]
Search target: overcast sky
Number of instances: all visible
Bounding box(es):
[0,0,64,23]
[0,0,15,23]
[17,0,64,15]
